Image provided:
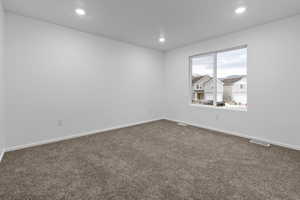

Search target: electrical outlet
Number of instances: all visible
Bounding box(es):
[57,120,63,127]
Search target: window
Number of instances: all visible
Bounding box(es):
[191,54,215,106]
[190,46,247,109]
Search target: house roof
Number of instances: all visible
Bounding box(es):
[221,75,246,86]
[192,75,211,84]
[192,75,246,86]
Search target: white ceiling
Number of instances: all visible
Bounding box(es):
[3,0,300,51]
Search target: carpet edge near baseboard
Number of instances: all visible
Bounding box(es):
[4,118,300,154]
[165,118,300,151]
[4,118,164,153]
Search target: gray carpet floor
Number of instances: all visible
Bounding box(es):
[0,120,299,200]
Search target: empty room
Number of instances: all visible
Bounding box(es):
[0,0,300,199]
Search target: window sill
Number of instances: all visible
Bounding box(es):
[190,103,247,112]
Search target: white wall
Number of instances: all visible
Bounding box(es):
[4,12,300,151]
[165,15,300,149]
[5,13,164,149]
[0,0,5,155]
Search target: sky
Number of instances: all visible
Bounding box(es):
[192,48,247,79]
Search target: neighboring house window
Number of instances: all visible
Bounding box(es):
[190,46,247,110]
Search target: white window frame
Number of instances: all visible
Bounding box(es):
[189,45,248,111]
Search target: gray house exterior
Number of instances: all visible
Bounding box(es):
[192,75,224,103]
[192,75,247,105]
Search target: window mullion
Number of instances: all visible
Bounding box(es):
[213,53,217,107]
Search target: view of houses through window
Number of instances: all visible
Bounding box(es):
[191,47,247,109]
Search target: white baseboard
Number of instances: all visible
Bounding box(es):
[166,118,300,151]
[4,118,299,153]
[5,118,163,152]
[0,150,4,163]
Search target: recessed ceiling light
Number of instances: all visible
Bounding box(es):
[75,8,86,16]
[235,6,247,14]
[158,37,166,44]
